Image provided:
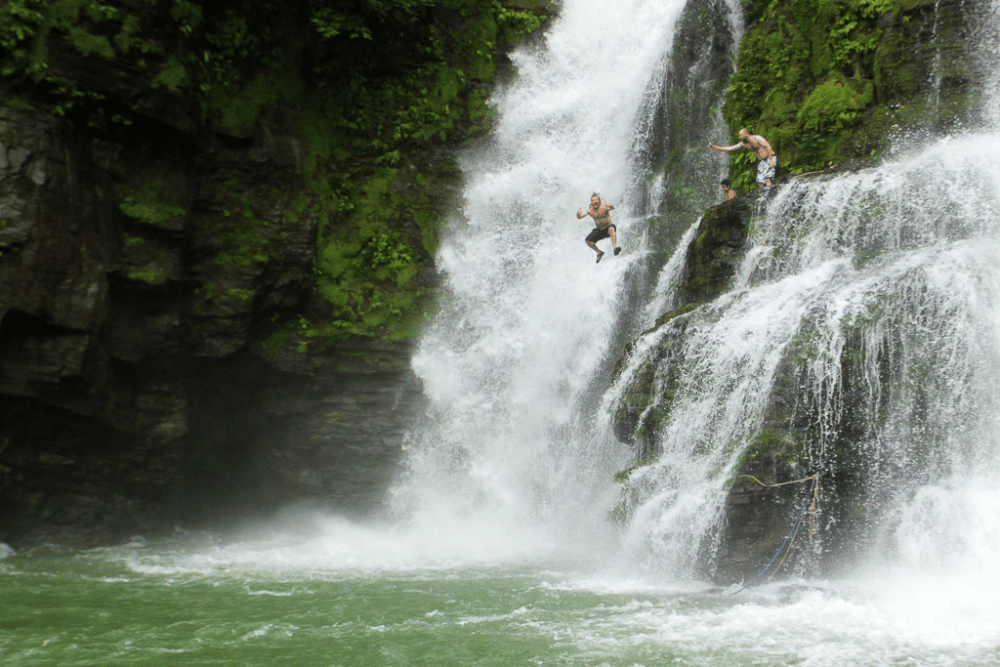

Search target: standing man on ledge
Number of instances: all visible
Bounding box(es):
[711,128,778,188]
[577,193,621,263]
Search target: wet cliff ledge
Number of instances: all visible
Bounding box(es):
[0,0,554,548]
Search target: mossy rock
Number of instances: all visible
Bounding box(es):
[723,0,979,183]
[681,197,752,303]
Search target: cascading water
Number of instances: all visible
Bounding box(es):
[615,144,1000,574]
[389,0,723,561]
[612,0,1000,592]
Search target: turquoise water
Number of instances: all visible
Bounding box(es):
[4,530,1000,667]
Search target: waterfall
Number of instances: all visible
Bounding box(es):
[618,139,1000,567]
[615,121,1000,580]
[396,0,1000,582]
[391,0,740,561]
[980,0,1000,126]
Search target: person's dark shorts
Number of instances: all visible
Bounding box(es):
[586,224,615,243]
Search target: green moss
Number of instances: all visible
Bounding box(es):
[852,247,882,269]
[261,325,292,353]
[151,54,189,91]
[307,161,443,340]
[724,0,893,186]
[119,184,186,227]
[127,267,168,283]
[613,453,659,484]
[787,324,825,365]
[222,287,255,303]
[494,1,545,42]
[734,427,807,476]
[67,26,114,58]
[2,0,551,346]
[123,233,145,248]
[194,282,217,300]
[207,68,304,131]
[206,187,274,268]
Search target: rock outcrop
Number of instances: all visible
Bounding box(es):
[0,103,427,546]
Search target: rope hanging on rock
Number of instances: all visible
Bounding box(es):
[730,472,821,595]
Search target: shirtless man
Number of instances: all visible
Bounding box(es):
[711,128,778,188]
[720,179,737,200]
[576,193,621,263]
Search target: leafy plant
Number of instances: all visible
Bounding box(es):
[2,0,551,343]
[724,0,894,180]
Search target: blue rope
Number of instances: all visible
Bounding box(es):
[731,495,813,595]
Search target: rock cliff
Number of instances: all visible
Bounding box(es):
[0,0,553,547]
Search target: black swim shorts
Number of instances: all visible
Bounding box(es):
[586,224,615,244]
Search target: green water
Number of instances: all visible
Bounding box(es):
[3,538,1000,667]
[0,548,711,666]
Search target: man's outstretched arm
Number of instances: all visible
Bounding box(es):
[711,142,745,152]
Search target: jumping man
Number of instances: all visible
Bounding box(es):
[576,193,621,263]
[711,128,778,188]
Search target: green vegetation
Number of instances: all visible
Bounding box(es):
[118,183,186,228]
[735,428,807,475]
[1,0,551,344]
[613,453,659,484]
[222,287,255,303]
[787,324,826,365]
[723,0,895,190]
[654,302,701,329]
[123,234,145,249]
[127,267,168,283]
[211,188,271,269]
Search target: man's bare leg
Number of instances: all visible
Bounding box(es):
[587,240,604,262]
[609,227,619,252]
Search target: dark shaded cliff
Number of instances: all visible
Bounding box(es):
[0,0,553,547]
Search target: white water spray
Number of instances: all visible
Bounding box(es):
[614,133,1000,583]
[391,0,719,560]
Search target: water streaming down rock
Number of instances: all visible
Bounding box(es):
[610,0,1000,579]
[613,146,1000,578]
[390,0,742,555]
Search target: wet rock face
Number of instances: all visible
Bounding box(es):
[607,189,891,581]
[610,195,759,457]
[872,0,981,134]
[0,101,425,548]
[632,0,738,219]
[606,0,987,582]
[680,197,754,304]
